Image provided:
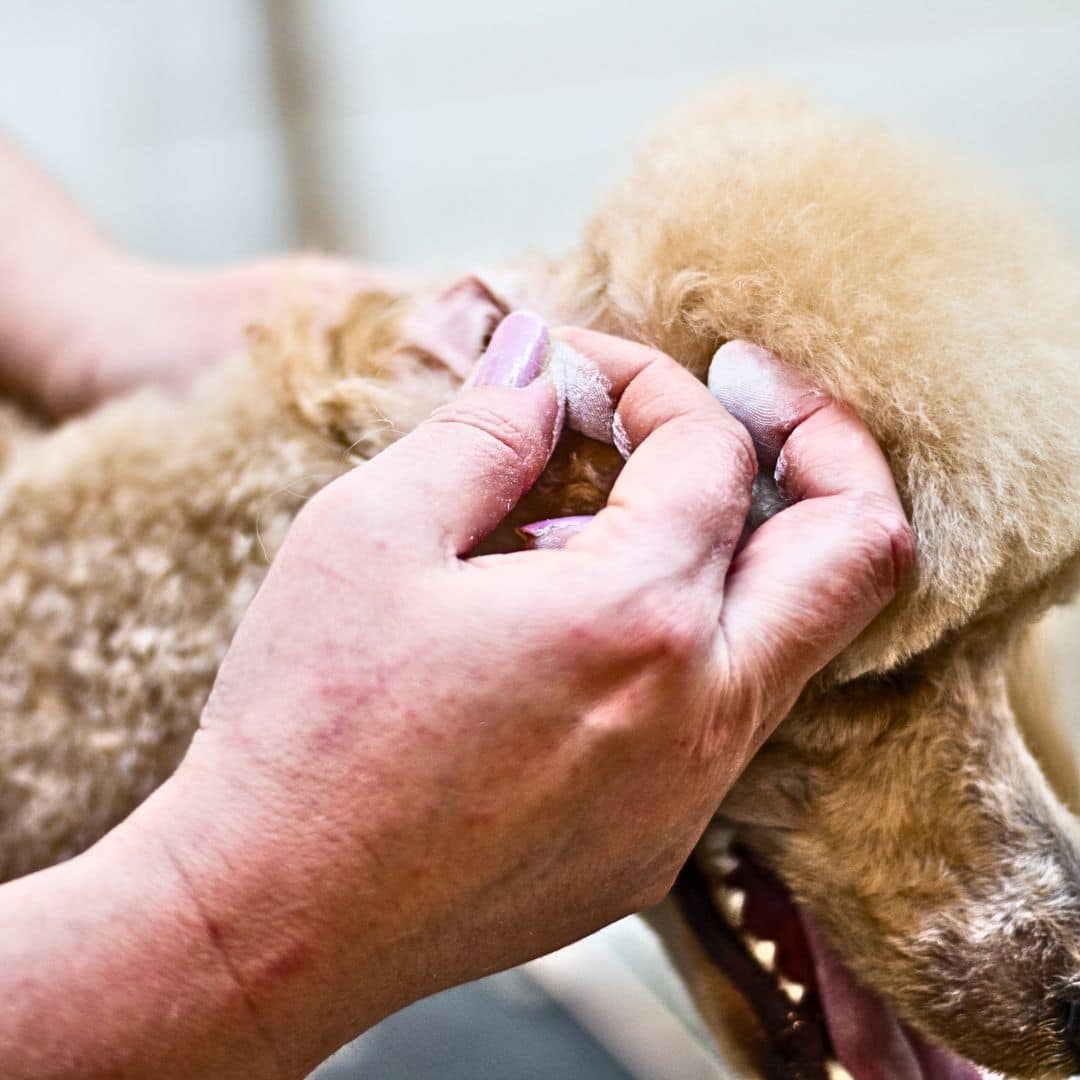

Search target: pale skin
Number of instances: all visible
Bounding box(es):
[0,134,409,415]
[0,139,914,1077]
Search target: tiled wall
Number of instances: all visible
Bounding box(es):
[2,1,1078,269]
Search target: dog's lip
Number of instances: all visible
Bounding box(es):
[689,829,984,1079]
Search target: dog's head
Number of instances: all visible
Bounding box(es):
[535,82,1080,1077]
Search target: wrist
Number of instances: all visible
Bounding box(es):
[0,793,282,1079]
[121,748,421,1075]
[0,235,139,414]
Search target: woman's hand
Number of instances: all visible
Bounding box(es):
[29,250,410,415]
[142,314,910,1075]
[0,313,912,1079]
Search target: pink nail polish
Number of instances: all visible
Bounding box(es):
[517,515,593,549]
[472,311,549,387]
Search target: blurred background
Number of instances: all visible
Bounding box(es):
[2,2,1077,1077]
[3,0,1079,271]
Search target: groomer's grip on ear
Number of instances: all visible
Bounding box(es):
[0,315,913,1080]
[531,326,914,719]
[707,338,915,694]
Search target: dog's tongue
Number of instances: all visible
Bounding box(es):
[800,916,982,1080]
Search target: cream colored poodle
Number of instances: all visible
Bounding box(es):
[2,83,1078,1078]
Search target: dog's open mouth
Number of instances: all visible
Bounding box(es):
[674,825,985,1079]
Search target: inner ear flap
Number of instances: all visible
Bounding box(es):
[400,274,509,379]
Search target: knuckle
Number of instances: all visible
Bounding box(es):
[690,415,759,514]
[719,427,759,519]
[617,585,709,667]
[722,419,759,487]
[683,411,758,483]
[847,491,917,603]
[640,346,680,373]
[427,400,534,470]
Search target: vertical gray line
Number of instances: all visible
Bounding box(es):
[259,0,354,252]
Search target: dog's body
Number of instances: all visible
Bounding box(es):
[2,84,1078,1077]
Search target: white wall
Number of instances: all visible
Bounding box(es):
[1,2,293,260]
[2,1,1078,270]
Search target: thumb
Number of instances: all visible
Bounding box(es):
[337,312,563,559]
[711,341,915,689]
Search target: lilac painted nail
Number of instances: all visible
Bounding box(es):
[516,515,594,550]
[472,311,549,388]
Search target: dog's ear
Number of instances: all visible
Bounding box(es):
[566,81,1080,680]
[399,273,510,379]
[399,265,554,378]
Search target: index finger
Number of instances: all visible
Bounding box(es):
[552,327,756,587]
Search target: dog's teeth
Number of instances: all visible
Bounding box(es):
[825,1063,854,1080]
[779,976,806,1004]
[709,852,739,877]
[716,886,746,926]
[698,823,735,857]
[744,934,777,971]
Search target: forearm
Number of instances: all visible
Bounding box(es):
[0,134,415,415]
[0,786,287,1079]
[0,136,117,403]
[0,763,412,1080]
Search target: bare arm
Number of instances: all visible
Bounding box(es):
[0,135,114,407]
[0,135,404,415]
[0,817,279,1077]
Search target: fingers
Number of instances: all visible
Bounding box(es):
[553,327,756,586]
[328,312,562,559]
[710,342,914,688]
[517,516,594,550]
[707,340,825,470]
[709,340,898,501]
[720,495,914,689]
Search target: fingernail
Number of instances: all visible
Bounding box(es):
[516,515,593,550]
[471,311,549,387]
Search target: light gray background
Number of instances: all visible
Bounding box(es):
[3,1,1079,269]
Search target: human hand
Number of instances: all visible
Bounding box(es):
[0,133,414,416]
[114,313,912,1075]
[523,334,913,678]
[23,249,411,416]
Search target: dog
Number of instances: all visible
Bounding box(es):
[1,82,1078,1078]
